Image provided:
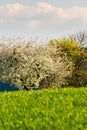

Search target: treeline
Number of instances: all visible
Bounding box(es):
[0,31,87,89]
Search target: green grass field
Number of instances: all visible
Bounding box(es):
[0,88,87,130]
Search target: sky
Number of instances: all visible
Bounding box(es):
[0,0,87,40]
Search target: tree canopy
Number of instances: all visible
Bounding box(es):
[0,38,72,89]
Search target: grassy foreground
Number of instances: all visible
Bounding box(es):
[0,88,87,130]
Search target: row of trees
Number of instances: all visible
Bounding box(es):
[0,32,87,89]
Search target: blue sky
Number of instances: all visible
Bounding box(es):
[0,0,87,40]
[0,0,86,7]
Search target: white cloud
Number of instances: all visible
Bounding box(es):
[0,2,87,36]
[0,2,87,22]
[28,20,41,28]
[0,3,24,15]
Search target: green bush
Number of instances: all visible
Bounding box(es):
[49,39,87,87]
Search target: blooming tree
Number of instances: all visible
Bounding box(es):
[0,38,72,89]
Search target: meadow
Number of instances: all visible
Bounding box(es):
[0,87,87,130]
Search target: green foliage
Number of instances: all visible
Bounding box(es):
[49,39,82,58]
[0,36,87,88]
[0,88,87,130]
[49,39,87,87]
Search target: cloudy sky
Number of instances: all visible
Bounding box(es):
[0,0,87,40]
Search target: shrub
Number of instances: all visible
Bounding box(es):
[49,39,87,87]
